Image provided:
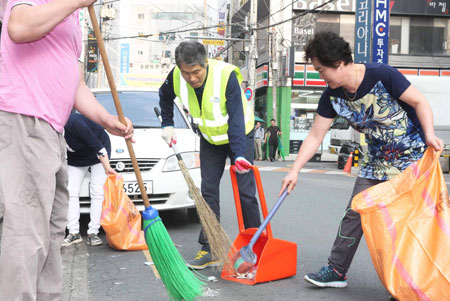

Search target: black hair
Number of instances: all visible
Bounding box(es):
[175,41,207,67]
[270,119,275,122]
[304,31,353,68]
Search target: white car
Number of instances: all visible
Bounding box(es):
[78,88,201,220]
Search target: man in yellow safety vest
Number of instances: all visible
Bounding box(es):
[159,41,261,269]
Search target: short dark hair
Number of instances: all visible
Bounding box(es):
[304,31,353,68]
[270,119,275,122]
[175,41,207,67]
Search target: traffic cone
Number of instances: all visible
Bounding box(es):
[343,152,353,173]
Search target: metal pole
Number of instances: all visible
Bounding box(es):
[248,0,258,96]
[271,30,277,121]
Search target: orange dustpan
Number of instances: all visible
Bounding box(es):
[221,165,297,285]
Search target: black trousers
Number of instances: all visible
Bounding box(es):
[328,177,384,273]
[198,133,261,251]
[269,141,278,161]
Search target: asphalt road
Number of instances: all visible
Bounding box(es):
[2,160,450,300]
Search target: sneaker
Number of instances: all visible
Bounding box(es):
[186,250,218,270]
[304,265,348,288]
[62,233,82,247]
[86,234,103,246]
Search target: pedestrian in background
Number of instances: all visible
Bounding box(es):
[265,119,281,161]
[159,41,261,269]
[280,31,442,289]
[0,1,133,299]
[62,113,117,247]
[254,121,264,160]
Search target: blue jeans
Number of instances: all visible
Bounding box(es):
[198,133,261,250]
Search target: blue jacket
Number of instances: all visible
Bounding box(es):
[64,113,111,167]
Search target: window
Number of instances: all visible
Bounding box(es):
[138,50,143,55]
[409,17,447,55]
[138,13,144,19]
[164,51,171,58]
[388,16,449,56]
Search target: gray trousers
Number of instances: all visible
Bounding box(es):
[328,176,384,274]
[0,112,68,300]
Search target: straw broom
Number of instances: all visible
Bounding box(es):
[171,143,235,271]
[88,6,204,300]
[153,107,234,271]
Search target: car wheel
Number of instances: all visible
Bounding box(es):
[187,208,200,223]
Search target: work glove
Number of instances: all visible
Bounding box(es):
[233,157,251,174]
[161,126,177,147]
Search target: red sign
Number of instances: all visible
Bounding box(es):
[244,87,253,101]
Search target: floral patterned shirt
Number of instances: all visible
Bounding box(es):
[317,63,425,180]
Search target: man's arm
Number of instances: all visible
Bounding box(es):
[74,63,133,139]
[8,0,96,43]
[159,69,176,127]
[225,72,246,160]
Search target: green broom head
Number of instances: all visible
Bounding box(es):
[143,206,205,301]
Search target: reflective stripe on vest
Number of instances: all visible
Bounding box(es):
[173,60,254,145]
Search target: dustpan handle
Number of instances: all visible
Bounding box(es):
[248,188,288,249]
[230,165,272,236]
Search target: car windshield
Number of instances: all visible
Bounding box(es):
[94,91,188,129]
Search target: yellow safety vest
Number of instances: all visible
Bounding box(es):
[173,59,254,145]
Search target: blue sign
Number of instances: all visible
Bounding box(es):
[372,0,389,64]
[244,88,253,101]
[120,43,130,74]
[354,0,372,63]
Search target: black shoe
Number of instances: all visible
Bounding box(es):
[186,250,218,270]
[304,265,348,288]
[62,233,83,247]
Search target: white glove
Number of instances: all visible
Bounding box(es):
[233,157,251,174]
[161,126,177,146]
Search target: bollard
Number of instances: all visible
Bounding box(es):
[353,149,359,167]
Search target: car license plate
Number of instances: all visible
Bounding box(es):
[123,181,152,195]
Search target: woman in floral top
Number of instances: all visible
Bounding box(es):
[280,31,443,289]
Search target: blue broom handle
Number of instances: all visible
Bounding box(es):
[248,188,289,248]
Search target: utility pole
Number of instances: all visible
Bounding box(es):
[271,29,278,121]
[227,0,234,63]
[248,0,258,103]
[96,0,103,88]
[203,0,209,57]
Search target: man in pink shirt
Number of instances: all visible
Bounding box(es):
[0,0,133,299]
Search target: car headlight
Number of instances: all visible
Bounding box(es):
[162,151,200,172]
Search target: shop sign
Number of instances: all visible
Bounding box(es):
[354,0,372,63]
[120,43,130,74]
[293,64,305,87]
[305,65,326,87]
[391,0,449,16]
[203,39,224,46]
[293,0,355,12]
[87,30,98,73]
[372,0,389,64]
[256,65,268,89]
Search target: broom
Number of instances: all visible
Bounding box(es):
[88,6,204,300]
[153,108,234,271]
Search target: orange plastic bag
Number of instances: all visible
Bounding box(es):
[352,148,450,300]
[101,175,147,251]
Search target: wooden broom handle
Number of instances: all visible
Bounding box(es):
[88,6,151,208]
